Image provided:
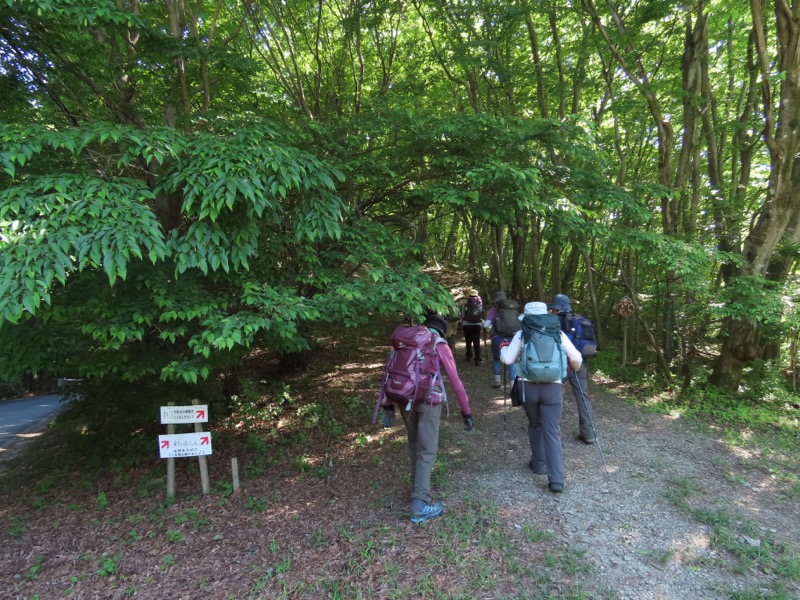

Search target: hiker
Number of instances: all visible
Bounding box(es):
[499,302,582,493]
[550,294,597,445]
[443,296,462,352]
[379,313,474,522]
[483,291,521,389]
[421,302,459,352]
[461,288,484,366]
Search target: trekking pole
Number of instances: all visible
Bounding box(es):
[502,362,508,452]
[482,330,490,372]
[573,373,609,476]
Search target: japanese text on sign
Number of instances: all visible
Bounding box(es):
[160,405,208,424]
[158,432,213,459]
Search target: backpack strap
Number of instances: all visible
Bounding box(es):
[405,347,424,412]
[420,336,447,399]
[559,312,577,342]
[372,350,395,425]
[557,312,570,335]
[372,349,396,424]
[416,335,448,409]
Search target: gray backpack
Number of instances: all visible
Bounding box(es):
[494,299,521,337]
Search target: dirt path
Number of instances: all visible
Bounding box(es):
[448,340,800,599]
[2,326,798,599]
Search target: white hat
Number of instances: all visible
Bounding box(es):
[520,302,548,319]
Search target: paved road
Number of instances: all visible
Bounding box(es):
[0,394,65,458]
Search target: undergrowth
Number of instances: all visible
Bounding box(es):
[592,347,800,464]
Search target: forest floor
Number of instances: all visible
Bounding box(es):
[2,317,800,599]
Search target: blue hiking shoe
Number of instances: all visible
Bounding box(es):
[410,501,444,523]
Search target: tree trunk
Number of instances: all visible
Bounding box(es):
[711,0,800,388]
[510,213,527,302]
[527,220,544,301]
[491,225,506,294]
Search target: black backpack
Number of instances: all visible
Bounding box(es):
[494,299,521,337]
[463,295,484,323]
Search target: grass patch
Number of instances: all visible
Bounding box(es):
[665,479,800,594]
[595,349,800,502]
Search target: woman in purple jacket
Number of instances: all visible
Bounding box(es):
[383,313,474,522]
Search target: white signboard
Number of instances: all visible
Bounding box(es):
[158,432,212,459]
[160,405,208,424]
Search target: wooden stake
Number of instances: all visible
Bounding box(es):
[231,457,240,493]
[166,402,176,501]
[192,399,210,495]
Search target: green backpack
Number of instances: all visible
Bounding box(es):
[516,313,567,383]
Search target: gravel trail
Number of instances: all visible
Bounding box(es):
[450,352,799,599]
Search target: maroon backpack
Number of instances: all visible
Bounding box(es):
[372,325,448,423]
[463,295,484,323]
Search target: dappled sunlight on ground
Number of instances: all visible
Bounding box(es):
[727,443,757,459]
[1,323,798,599]
[660,531,718,569]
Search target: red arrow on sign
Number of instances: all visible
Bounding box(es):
[200,436,210,445]
[161,440,170,449]
[196,409,206,419]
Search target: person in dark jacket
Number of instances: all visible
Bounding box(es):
[483,291,519,388]
[461,288,484,365]
[550,294,596,444]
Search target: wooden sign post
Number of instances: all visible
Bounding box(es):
[158,400,211,500]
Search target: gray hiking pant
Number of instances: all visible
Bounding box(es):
[521,381,564,486]
[404,401,442,504]
[566,362,594,440]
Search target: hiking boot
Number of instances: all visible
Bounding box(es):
[548,482,564,493]
[492,381,501,389]
[579,435,596,445]
[410,501,444,524]
[528,460,546,475]
[475,359,482,366]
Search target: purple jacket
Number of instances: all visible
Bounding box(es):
[434,333,472,415]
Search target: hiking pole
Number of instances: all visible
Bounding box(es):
[573,372,609,476]
[502,362,508,453]
[482,329,490,372]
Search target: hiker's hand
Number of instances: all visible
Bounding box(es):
[461,412,474,432]
[482,320,492,329]
[381,407,395,428]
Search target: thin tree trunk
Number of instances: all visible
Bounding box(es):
[524,13,550,119]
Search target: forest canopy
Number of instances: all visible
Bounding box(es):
[1,0,799,412]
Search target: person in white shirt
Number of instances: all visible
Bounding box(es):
[499,302,582,492]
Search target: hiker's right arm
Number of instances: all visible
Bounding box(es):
[483,306,497,328]
[499,331,523,364]
[560,332,582,371]
[436,344,471,416]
